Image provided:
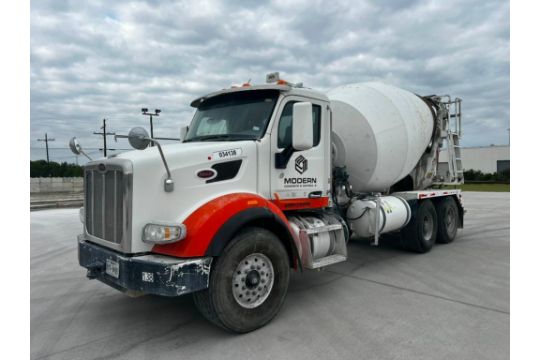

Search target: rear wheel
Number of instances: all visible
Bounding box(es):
[435,197,459,244]
[193,227,290,333]
[401,199,438,253]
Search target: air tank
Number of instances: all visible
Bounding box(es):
[328,82,434,192]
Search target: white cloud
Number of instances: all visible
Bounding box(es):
[30,0,509,163]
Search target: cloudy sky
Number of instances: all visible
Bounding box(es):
[30,0,509,163]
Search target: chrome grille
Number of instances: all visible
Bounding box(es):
[84,162,131,246]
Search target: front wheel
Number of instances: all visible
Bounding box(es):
[193,227,290,333]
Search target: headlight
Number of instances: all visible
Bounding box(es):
[142,223,187,244]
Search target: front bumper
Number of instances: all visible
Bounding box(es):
[78,235,212,297]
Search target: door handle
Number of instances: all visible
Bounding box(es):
[308,191,322,198]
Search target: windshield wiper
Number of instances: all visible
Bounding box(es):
[184,134,254,142]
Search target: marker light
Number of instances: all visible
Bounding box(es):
[143,223,187,244]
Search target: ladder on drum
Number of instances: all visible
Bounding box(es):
[439,97,464,184]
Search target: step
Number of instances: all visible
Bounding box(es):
[308,254,347,269]
[304,224,343,235]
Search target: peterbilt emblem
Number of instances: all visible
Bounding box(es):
[295,155,308,174]
[197,169,217,179]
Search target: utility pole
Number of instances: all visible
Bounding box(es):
[37,133,55,162]
[141,108,161,146]
[93,118,116,157]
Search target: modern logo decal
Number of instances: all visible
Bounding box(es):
[284,155,315,188]
[295,155,308,174]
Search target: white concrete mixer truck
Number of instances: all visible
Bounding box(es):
[73,72,465,333]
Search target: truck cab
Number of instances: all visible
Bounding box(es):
[76,74,464,333]
[187,83,332,205]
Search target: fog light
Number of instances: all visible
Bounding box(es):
[142,223,186,244]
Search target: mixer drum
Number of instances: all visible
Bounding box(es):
[328,82,434,192]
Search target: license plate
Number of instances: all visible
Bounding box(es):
[106,259,119,278]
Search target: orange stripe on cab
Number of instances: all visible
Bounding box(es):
[152,193,290,258]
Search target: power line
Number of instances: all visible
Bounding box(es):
[36,133,55,163]
[47,154,81,160]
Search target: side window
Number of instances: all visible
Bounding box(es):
[277,102,294,148]
[277,102,321,148]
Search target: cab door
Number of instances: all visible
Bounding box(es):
[270,97,330,209]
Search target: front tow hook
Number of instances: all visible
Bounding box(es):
[86,261,105,279]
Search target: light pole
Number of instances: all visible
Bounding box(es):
[37,133,55,163]
[141,108,161,146]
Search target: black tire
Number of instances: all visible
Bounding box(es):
[401,199,438,253]
[193,227,290,333]
[435,197,459,244]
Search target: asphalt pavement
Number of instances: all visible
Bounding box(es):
[31,192,509,360]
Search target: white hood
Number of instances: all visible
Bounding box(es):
[117,140,258,253]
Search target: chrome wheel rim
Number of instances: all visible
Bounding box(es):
[232,253,274,309]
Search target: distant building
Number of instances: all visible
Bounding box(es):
[438,145,510,173]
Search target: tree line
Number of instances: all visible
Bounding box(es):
[30,160,83,178]
[463,169,510,183]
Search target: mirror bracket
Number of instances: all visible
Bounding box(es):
[152,138,174,192]
[275,146,295,169]
[116,128,175,193]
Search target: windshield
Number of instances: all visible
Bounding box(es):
[185,90,279,142]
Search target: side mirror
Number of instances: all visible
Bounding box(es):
[292,102,313,151]
[68,137,93,161]
[179,125,188,141]
[128,127,151,150]
[69,137,82,155]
